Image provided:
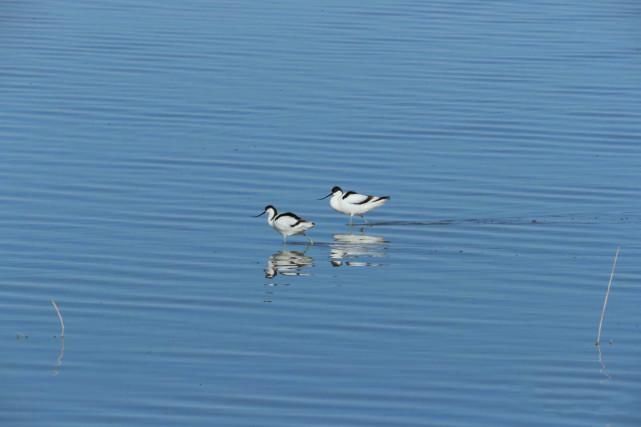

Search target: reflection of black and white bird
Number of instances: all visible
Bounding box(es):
[254,205,315,243]
[319,186,389,225]
[330,233,387,267]
[265,250,314,278]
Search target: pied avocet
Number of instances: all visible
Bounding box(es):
[319,186,389,225]
[254,205,315,244]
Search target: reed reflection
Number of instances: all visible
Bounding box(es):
[330,232,388,267]
[264,249,314,278]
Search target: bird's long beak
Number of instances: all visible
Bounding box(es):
[252,211,266,217]
[318,193,332,200]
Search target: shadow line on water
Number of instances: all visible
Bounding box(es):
[362,214,641,227]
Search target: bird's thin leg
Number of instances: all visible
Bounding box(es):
[349,215,353,226]
[301,232,314,246]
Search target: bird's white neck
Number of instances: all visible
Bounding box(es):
[330,192,343,209]
[266,208,277,224]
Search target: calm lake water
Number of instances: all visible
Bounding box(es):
[2,1,641,426]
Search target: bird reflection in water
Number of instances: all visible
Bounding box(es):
[330,231,388,267]
[264,249,314,278]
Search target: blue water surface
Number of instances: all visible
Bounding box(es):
[2,1,641,426]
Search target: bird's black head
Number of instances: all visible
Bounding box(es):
[319,186,342,200]
[253,205,276,217]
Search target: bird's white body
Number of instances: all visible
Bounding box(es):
[263,206,315,243]
[327,187,389,223]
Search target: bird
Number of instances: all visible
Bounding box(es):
[319,186,389,225]
[254,205,315,244]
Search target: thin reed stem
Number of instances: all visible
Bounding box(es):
[596,247,620,346]
[51,299,65,338]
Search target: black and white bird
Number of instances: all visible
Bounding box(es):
[254,205,315,244]
[319,186,389,225]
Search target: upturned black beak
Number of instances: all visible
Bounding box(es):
[252,210,266,217]
[318,193,332,200]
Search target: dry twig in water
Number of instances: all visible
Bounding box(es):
[51,299,65,338]
[596,247,620,346]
